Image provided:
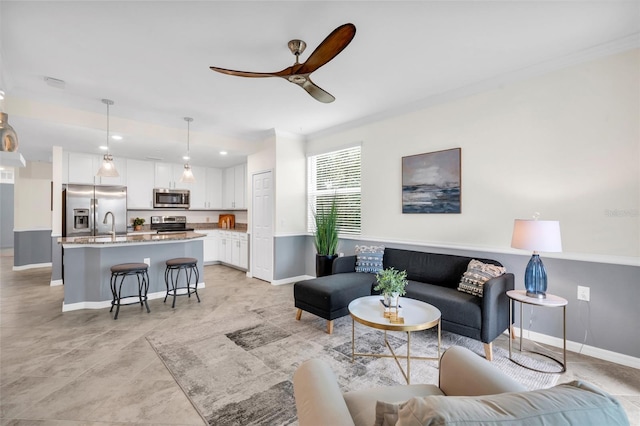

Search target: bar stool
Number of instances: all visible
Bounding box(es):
[109,263,151,320]
[164,257,200,308]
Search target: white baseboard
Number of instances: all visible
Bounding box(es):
[61,283,206,312]
[50,279,63,287]
[270,275,314,286]
[509,328,640,369]
[13,262,52,271]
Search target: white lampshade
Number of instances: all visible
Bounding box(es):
[511,219,562,252]
[96,99,119,177]
[180,163,195,183]
[96,153,119,178]
[180,116,195,183]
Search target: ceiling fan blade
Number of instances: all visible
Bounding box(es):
[210,66,293,78]
[298,23,356,75]
[298,78,335,103]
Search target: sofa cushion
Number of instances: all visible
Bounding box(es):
[383,248,504,289]
[344,384,443,426]
[355,245,385,273]
[457,259,506,297]
[405,282,482,331]
[373,380,629,426]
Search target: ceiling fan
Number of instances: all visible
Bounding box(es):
[210,23,356,103]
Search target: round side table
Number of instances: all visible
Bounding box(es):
[507,289,567,373]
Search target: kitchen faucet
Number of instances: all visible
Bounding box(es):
[103,211,115,236]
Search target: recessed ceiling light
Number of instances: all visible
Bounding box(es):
[99,145,108,150]
[183,155,190,160]
[219,151,228,155]
[111,135,123,141]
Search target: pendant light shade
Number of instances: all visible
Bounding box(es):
[180,117,195,183]
[96,99,120,177]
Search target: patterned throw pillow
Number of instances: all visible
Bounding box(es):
[355,245,385,273]
[457,259,506,297]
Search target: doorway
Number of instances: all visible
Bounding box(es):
[251,171,273,282]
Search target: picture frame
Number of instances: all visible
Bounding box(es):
[402,148,461,214]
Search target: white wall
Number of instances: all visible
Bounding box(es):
[274,130,307,235]
[14,161,52,231]
[246,131,276,231]
[307,49,640,263]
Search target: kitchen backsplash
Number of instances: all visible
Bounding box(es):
[127,210,248,227]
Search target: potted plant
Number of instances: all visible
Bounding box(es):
[132,217,145,231]
[313,196,339,277]
[374,267,408,307]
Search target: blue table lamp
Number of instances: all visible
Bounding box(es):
[511,219,562,299]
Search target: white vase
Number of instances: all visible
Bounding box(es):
[389,292,400,308]
[383,293,391,307]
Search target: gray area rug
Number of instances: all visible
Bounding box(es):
[146,293,560,426]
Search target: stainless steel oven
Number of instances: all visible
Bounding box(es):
[153,188,190,209]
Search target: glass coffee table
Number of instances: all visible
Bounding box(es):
[348,295,441,384]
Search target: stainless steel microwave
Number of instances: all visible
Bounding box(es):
[153,188,190,209]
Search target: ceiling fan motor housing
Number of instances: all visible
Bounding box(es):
[287,39,306,57]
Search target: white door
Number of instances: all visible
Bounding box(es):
[252,171,273,282]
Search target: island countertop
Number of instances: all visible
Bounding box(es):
[58,231,206,247]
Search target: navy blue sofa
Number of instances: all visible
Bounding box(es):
[294,248,514,360]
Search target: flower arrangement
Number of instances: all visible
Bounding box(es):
[132,217,145,230]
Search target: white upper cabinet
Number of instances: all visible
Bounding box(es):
[222,163,246,209]
[185,166,206,209]
[67,153,97,184]
[66,152,233,211]
[154,162,183,189]
[126,159,155,209]
[205,168,222,209]
[67,152,126,185]
[234,163,246,209]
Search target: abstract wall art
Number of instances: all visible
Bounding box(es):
[402,148,461,214]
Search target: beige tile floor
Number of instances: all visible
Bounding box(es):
[1,253,639,425]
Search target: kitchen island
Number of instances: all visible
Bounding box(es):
[58,232,205,312]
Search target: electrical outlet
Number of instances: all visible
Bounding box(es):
[144,258,150,266]
[577,285,590,301]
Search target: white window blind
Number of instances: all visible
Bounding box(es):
[307,145,361,235]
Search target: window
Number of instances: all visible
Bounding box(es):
[307,145,361,235]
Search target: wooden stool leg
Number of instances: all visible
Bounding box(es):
[326,320,334,334]
[483,342,493,361]
[510,324,516,339]
[295,308,302,321]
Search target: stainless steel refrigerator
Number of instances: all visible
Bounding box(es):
[63,184,127,237]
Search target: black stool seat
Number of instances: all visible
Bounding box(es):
[164,257,200,308]
[109,262,150,320]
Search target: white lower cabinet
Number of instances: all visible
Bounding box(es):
[214,231,248,270]
[202,231,219,264]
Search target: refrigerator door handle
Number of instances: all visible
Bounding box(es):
[91,198,97,236]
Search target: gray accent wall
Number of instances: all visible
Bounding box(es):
[273,235,308,280]
[51,236,63,282]
[14,230,52,267]
[291,235,639,359]
[62,240,203,305]
[0,183,14,248]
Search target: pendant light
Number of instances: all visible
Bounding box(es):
[180,117,195,183]
[96,99,119,177]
